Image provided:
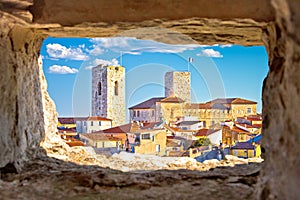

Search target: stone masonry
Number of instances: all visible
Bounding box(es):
[165,71,191,103]
[92,65,125,126]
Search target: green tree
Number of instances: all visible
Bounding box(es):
[194,137,211,147]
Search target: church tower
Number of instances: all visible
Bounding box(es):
[165,71,191,103]
[92,64,126,126]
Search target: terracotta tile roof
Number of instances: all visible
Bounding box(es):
[65,138,85,147]
[87,116,112,121]
[166,140,181,147]
[58,117,89,124]
[101,123,133,133]
[236,123,260,129]
[160,96,184,103]
[252,124,262,128]
[195,129,221,137]
[209,98,257,105]
[199,103,213,109]
[223,125,250,134]
[231,142,256,150]
[58,117,77,124]
[80,133,121,141]
[129,97,165,109]
[246,115,262,121]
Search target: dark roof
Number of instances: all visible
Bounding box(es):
[211,103,229,109]
[231,142,256,150]
[129,97,165,109]
[160,96,184,103]
[176,121,201,126]
[58,118,75,124]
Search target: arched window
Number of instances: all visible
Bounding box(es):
[98,82,101,95]
[114,81,118,96]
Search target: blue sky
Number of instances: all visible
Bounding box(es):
[40,37,269,118]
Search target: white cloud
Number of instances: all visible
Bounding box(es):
[85,58,120,70]
[87,45,105,56]
[46,43,89,60]
[196,49,223,58]
[220,44,233,48]
[89,37,199,54]
[199,44,233,48]
[49,65,79,74]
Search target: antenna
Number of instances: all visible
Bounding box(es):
[120,51,123,66]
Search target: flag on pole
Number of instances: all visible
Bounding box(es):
[188,57,193,72]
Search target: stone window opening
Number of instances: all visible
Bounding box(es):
[3,1,296,198]
[98,82,102,95]
[114,81,119,96]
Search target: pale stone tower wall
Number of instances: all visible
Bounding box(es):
[92,65,126,126]
[165,71,191,103]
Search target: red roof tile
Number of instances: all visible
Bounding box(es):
[195,129,221,137]
[208,98,257,105]
[87,116,112,121]
[161,96,184,103]
[101,123,133,133]
[80,133,121,141]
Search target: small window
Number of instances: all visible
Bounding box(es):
[91,121,93,126]
[83,121,86,126]
[137,111,140,117]
[98,121,101,126]
[114,81,118,96]
[133,111,136,117]
[152,110,155,117]
[98,82,101,95]
[151,136,154,141]
[247,108,252,114]
[142,133,150,140]
[156,144,160,152]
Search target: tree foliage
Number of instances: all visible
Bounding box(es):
[194,137,211,147]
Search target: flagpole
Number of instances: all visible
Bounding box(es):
[188,58,190,72]
[120,51,123,66]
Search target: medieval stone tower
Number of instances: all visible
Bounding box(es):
[92,64,126,126]
[165,71,191,102]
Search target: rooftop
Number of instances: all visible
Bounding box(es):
[80,133,121,141]
[231,142,256,150]
[160,96,184,103]
[129,97,165,109]
[209,98,257,105]
[176,121,201,126]
[87,116,112,121]
[195,129,221,137]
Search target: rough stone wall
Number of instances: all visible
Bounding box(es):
[0,14,49,170]
[92,65,125,126]
[165,72,191,103]
[1,1,300,199]
[108,66,126,126]
[92,65,108,117]
[257,0,300,199]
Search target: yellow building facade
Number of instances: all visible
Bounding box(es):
[134,129,167,156]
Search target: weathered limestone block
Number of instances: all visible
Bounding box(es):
[0,15,45,171]
[258,0,300,199]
